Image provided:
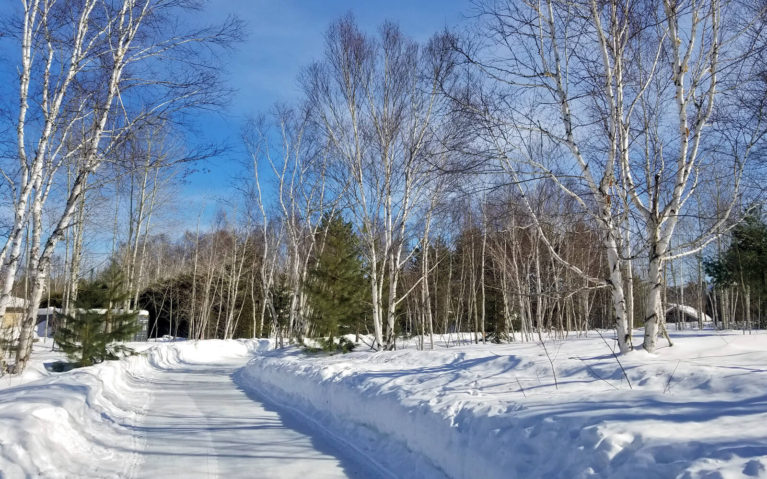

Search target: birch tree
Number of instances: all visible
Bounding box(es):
[2,0,241,372]
[462,0,640,352]
[244,107,335,345]
[465,0,764,352]
[608,0,763,351]
[306,17,451,349]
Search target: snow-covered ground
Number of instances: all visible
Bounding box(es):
[0,340,382,478]
[0,338,67,390]
[240,330,767,479]
[1,330,766,478]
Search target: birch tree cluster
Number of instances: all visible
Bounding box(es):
[244,3,767,353]
[0,0,240,373]
[2,0,767,373]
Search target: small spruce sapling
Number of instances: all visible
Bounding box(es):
[55,262,141,367]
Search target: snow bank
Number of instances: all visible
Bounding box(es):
[238,331,767,479]
[0,339,269,478]
[0,341,66,390]
[143,338,269,369]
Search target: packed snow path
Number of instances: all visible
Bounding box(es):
[131,357,374,478]
[0,340,394,478]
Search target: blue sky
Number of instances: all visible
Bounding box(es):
[182,0,471,226]
[0,1,471,268]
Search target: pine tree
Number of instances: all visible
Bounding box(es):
[307,214,367,352]
[705,211,767,328]
[55,262,141,367]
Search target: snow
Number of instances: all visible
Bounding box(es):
[5,296,28,309]
[0,341,150,477]
[666,303,714,323]
[0,339,63,389]
[1,330,766,478]
[133,341,377,478]
[238,330,767,479]
[0,339,379,478]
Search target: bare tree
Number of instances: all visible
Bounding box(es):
[305,17,451,349]
[460,0,765,353]
[458,0,637,352]
[244,106,336,345]
[1,0,241,372]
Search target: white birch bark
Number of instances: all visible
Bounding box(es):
[14,0,162,371]
[0,0,98,324]
[306,19,446,350]
[9,0,239,370]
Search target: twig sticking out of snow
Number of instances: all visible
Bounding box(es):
[537,329,558,390]
[573,356,619,390]
[664,360,681,394]
[515,374,528,398]
[595,329,633,390]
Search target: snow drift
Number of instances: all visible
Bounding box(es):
[238,332,767,479]
[0,339,269,478]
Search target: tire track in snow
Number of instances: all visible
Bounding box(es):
[128,356,374,478]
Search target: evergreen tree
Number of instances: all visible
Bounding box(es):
[307,214,367,352]
[55,262,141,367]
[706,213,767,288]
[270,277,293,336]
[705,211,767,328]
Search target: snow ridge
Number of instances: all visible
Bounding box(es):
[0,339,269,478]
[238,333,767,479]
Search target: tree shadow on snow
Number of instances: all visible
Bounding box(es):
[232,370,390,479]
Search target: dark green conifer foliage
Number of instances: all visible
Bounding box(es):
[55,262,141,367]
[706,213,767,289]
[307,214,367,352]
[705,211,767,327]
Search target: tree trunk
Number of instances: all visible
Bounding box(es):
[643,240,664,352]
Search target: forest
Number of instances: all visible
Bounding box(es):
[1,0,766,374]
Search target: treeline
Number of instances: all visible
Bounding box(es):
[114,189,617,346]
[122,190,767,352]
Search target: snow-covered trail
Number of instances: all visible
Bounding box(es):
[130,357,375,479]
[0,340,392,478]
